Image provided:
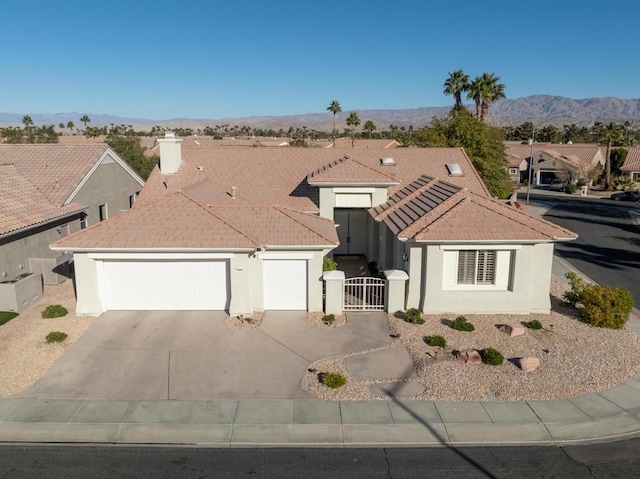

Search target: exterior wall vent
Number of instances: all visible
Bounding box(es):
[380,157,396,166]
[446,163,464,176]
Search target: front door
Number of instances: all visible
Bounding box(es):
[334,209,367,255]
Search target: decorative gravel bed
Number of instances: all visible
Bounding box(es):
[224,311,263,330]
[0,281,94,398]
[308,276,640,401]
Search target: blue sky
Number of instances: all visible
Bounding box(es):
[2,0,638,120]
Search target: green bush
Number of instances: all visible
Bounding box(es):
[322,314,335,324]
[41,305,69,319]
[424,335,446,348]
[404,308,424,324]
[563,183,577,194]
[0,311,19,326]
[563,272,586,307]
[322,256,337,272]
[526,320,543,330]
[480,348,504,365]
[452,315,475,332]
[579,284,634,329]
[46,331,68,343]
[319,372,347,388]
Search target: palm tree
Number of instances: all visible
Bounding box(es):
[443,70,470,110]
[478,73,506,122]
[466,77,484,120]
[326,100,342,146]
[80,115,91,137]
[67,121,75,136]
[345,111,361,148]
[58,122,65,133]
[22,115,33,129]
[363,120,377,138]
[602,122,622,190]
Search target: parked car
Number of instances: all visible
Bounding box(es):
[549,179,565,191]
[610,190,640,202]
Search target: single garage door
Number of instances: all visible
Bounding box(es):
[263,260,307,310]
[103,260,228,310]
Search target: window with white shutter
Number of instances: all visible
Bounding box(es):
[457,250,496,285]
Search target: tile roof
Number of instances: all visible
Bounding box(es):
[0,144,112,207]
[0,164,86,237]
[307,156,400,185]
[137,147,490,213]
[621,147,640,171]
[505,142,604,165]
[51,191,338,251]
[370,176,577,242]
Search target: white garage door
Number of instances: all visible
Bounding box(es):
[263,260,307,310]
[103,260,228,310]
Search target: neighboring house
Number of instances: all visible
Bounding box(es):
[505,142,605,185]
[620,147,640,183]
[52,135,576,317]
[0,144,144,312]
[507,153,528,183]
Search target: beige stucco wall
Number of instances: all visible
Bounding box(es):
[73,253,102,316]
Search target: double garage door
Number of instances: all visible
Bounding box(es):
[102,259,307,311]
[103,260,228,310]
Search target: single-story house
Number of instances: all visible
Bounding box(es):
[620,147,640,183]
[51,135,576,316]
[505,142,605,185]
[0,144,143,312]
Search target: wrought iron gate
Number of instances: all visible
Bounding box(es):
[343,277,385,311]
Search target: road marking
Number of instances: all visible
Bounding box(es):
[629,211,640,231]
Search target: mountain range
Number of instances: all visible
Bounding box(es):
[2,95,639,131]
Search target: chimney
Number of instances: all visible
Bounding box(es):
[157,132,183,174]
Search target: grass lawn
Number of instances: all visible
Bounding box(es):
[0,311,19,326]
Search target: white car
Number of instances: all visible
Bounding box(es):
[549,179,565,191]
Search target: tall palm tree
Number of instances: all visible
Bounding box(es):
[326,100,342,146]
[443,70,469,110]
[363,120,377,138]
[345,111,360,148]
[66,121,75,136]
[602,122,622,190]
[478,72,506,122]
[22,115,33,129]
[466,77,484,120]
[80,115,91,137]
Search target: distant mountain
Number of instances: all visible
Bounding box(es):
[1,95,639,131]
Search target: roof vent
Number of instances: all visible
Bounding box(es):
[380,157,396,166]
[446,163,464,176]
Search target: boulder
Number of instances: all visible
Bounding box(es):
[519,357,540,373]
[499,324,526,337]
[456,350,483,364]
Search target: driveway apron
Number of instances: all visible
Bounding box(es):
[18,311,394,400]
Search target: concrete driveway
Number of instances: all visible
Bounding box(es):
[18,311,392,400]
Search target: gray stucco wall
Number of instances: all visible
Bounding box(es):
[72,154,143,226]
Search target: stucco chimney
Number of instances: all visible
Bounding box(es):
[157,132,183,174]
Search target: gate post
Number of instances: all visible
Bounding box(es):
[323,270,345,315]
[384,269,409,314]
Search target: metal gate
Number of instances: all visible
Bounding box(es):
[344,277,385,311]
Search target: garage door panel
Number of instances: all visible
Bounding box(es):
[103,260,227,310]
[263,260,307,310]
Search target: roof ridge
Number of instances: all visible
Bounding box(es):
[347,156,400,183]
[273,205,337,244]
[373,175,439,221]
[179,191,262,247]
[457,147,491,197]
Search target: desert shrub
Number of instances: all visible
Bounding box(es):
[424,335,446,348]
[614,175,636,191]
[563,272,586,307]
[46,331,68,343]
[319,372,347,388]
[578,284,634,329]
[322,256,337,272]
[527,320,543,330]
[404,308,424,324]
[563,183,577,194]
[322,314,335,324]
[0,311,19,326]
[41,304,68,318]
[452,315,475,332]
[480,348,504,365]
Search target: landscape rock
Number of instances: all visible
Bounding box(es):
[499,324,526,337]
[519,357,540,373]
[456,350,483,364]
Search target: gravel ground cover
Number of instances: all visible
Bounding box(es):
[308,276,640,401]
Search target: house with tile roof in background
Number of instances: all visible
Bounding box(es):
[504,142,605,185]
[0,144,144,312]
[620,147,640,184]
[52,134,576,317]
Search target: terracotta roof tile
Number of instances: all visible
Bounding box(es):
[307,156,400,185]
[621,147,640,171]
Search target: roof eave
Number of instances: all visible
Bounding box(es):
[308,181,400,187]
